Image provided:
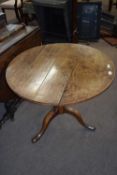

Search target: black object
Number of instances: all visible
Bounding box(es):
[113,23,117,37]
[0,12,6,28]
[108,0,117,11]
[77,1,102,41]
[32,0,72,43]
[101,12,115,31]
[0,98,22,128]
[101,12,117,37]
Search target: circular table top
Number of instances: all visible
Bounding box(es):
[6,43,115,106]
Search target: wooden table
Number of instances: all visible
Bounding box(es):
[6,44,115,143]
[0,25,41,128]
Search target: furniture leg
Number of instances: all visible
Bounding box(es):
[32,105,95,143]
[32,107,59,143]
[15,8,21,22]
[19,8,24,22]
[108,0,113,11]
[63,106,96,130]
[116,0,117,8]
[64,8,72,42]
[1,8,7,24]
[23,13,29,25]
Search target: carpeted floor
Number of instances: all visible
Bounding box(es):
[0,39,117,175]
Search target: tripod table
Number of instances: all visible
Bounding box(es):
[6,44,115,143]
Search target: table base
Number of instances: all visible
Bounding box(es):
[32,106,96,143]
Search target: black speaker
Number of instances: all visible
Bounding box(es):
[77,1,102,41]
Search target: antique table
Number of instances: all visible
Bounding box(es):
[6,44,115,143]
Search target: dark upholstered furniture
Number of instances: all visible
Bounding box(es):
[32,0,72,43]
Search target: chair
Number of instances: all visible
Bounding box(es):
[32,0,73,43]
[108,0,117,11]
[0,0,24,22]
[22,0,36,24]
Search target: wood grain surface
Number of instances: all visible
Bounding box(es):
[6,43,115,105]
[0,26,41,102]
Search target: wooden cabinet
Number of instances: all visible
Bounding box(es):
[0,25,42,102]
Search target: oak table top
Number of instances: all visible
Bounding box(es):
[6,43,115,143]
[6,43,115,105]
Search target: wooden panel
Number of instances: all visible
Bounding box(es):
[0,27,41,102]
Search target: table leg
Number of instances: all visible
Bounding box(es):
[32,106,96,143]
[63,106,96,131]
[32,107,59,143]
[108,0,113,11]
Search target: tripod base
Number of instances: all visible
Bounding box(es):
[32,106,96,143]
